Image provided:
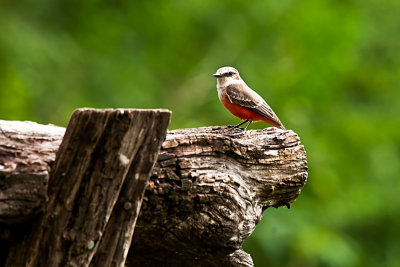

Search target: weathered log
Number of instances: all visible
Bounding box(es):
[128,126,307,266]
[0,121,65,266]
[3,109,171,267]
[0,119,307,267]
[0,120,65,223]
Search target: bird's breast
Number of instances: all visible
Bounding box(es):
[219,92,264,122]
[217,87,225,101]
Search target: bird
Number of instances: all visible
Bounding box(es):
[213,66,286,130]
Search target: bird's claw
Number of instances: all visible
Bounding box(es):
[227,125,245,131]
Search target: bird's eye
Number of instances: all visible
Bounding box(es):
[228,72,234,76]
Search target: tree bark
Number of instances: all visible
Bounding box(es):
[0,119,307,267]
[128,126,307,266]
[0,120,65,224]
[90,110,170,267]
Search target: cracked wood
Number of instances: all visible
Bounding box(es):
[0,120,307,267]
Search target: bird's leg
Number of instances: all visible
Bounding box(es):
[228,120,248,128]
[244,120,252,130]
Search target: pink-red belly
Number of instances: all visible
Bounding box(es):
[221,98,281,128]
[221,99,264,121]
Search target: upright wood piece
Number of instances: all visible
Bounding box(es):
[90,110,170,267]
[5,109,171,267]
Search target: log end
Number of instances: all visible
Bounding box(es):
[128,126,308,266]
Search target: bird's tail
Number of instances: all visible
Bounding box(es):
[260,117,286,130]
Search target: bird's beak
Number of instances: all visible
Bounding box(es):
[213,73,222,77]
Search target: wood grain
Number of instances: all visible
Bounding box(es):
[128,126,308,266]
[4,109,171,267]
[0,120,307,267]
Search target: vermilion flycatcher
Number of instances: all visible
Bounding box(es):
[213,66,286,130]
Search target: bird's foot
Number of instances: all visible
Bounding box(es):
[228,124,242,128]
[227,125,245,130]
[227,120,249,129]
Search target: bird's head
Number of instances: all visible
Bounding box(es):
[213,67,241,82]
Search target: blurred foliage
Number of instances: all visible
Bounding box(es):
[1,0,400,266]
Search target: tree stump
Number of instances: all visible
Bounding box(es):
[0,115,307,267]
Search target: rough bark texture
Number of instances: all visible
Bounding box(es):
[3,109,171,267]
[0,120,65,223]
[0,120,65,266]
[0,120,307,267]
[90,110,170,267]
[128,126,308,266]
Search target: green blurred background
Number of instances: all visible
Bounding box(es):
[1,0,399,266]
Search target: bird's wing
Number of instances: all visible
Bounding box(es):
[226,83,285,129]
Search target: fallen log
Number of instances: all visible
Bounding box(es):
[0,112,307,266]
[128,126,307,266]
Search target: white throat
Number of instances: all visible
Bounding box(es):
[216,77,243,89]
[216,77,245,101]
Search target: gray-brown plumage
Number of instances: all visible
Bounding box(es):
[213,67,286,130]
